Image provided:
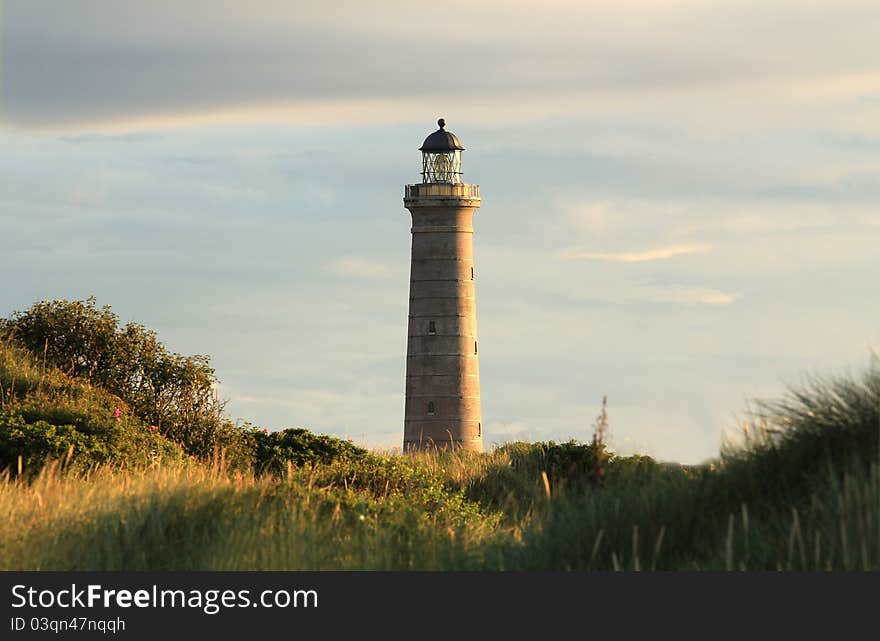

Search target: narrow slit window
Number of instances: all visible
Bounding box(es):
[428,321,436,335]
[474,341,478,355]
[471,267,474,280]
[477,423,481,437]
[427,401,435,416]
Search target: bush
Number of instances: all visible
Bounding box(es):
[250,427,366,474]
[0,300,366,475]
[1,297,117,381]
[0,408,186,474]
[3,298,231,460]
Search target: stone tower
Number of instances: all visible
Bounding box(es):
[403,119,482,452]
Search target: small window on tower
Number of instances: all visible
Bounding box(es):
[428,321,436,335]
[477,423,481,437]
[474,341,478,355]
[471,267,474,280]
[427,402,435,416]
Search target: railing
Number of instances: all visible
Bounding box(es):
[405,183,480,199]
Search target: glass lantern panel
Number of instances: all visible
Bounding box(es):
[435,154,450,181]
[422,151,462,183]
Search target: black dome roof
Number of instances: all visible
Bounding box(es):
[419,118,464,152]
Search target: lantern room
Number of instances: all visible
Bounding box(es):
[419,118,464,184]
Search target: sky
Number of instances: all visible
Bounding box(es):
[2,0,879,463]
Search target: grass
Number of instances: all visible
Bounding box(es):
[0,459,506,571]
[2,323,879,570]
[2,387,878,571]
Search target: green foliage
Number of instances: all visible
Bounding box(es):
[0,335,188,473]
[0,410,112,469]
[0,408,186,473]
[0,300,377,475]
[505,363,880,570]
[457,440,622,522]
[249,427,366,474]
[2,298,244,464]
[717,359,880,513]
[460,398,619,520]
[504,439,612,489]
[0,456,503,570]
[289,453,498,534]
[2,297,117,381]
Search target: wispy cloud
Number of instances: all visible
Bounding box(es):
[640,286,737,306]
[559,243,711,263]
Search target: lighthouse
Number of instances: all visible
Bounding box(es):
[403,119,483,452]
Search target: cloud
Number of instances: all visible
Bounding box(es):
[643,288,737,306]
[696,292,736,305]
[583,284,738,306]
[4,1,880,131]
[559,244,711,263]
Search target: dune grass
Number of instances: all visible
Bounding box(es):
[0,458,508,571]
[2,320,879,570]
[2,364,878,571]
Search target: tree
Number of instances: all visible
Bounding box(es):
[3,297,117,380]
[3,298,236,460]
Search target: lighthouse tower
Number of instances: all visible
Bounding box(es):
[403,119,483,452]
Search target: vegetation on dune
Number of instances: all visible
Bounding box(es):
[0,298,364,474]
[250,427,366,474]
[0,458,505,571]
[2,297,250,468]
[1,297,879,570]
[0,338,187,471]
[509,362,880,570]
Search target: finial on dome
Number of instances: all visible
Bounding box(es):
[419,119,464,153]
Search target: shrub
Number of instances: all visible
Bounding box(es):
[0,408,186,474]
[0,301,361,475]
[1,297,117,381]
[250,427,366,474]
[3,298,229,460]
